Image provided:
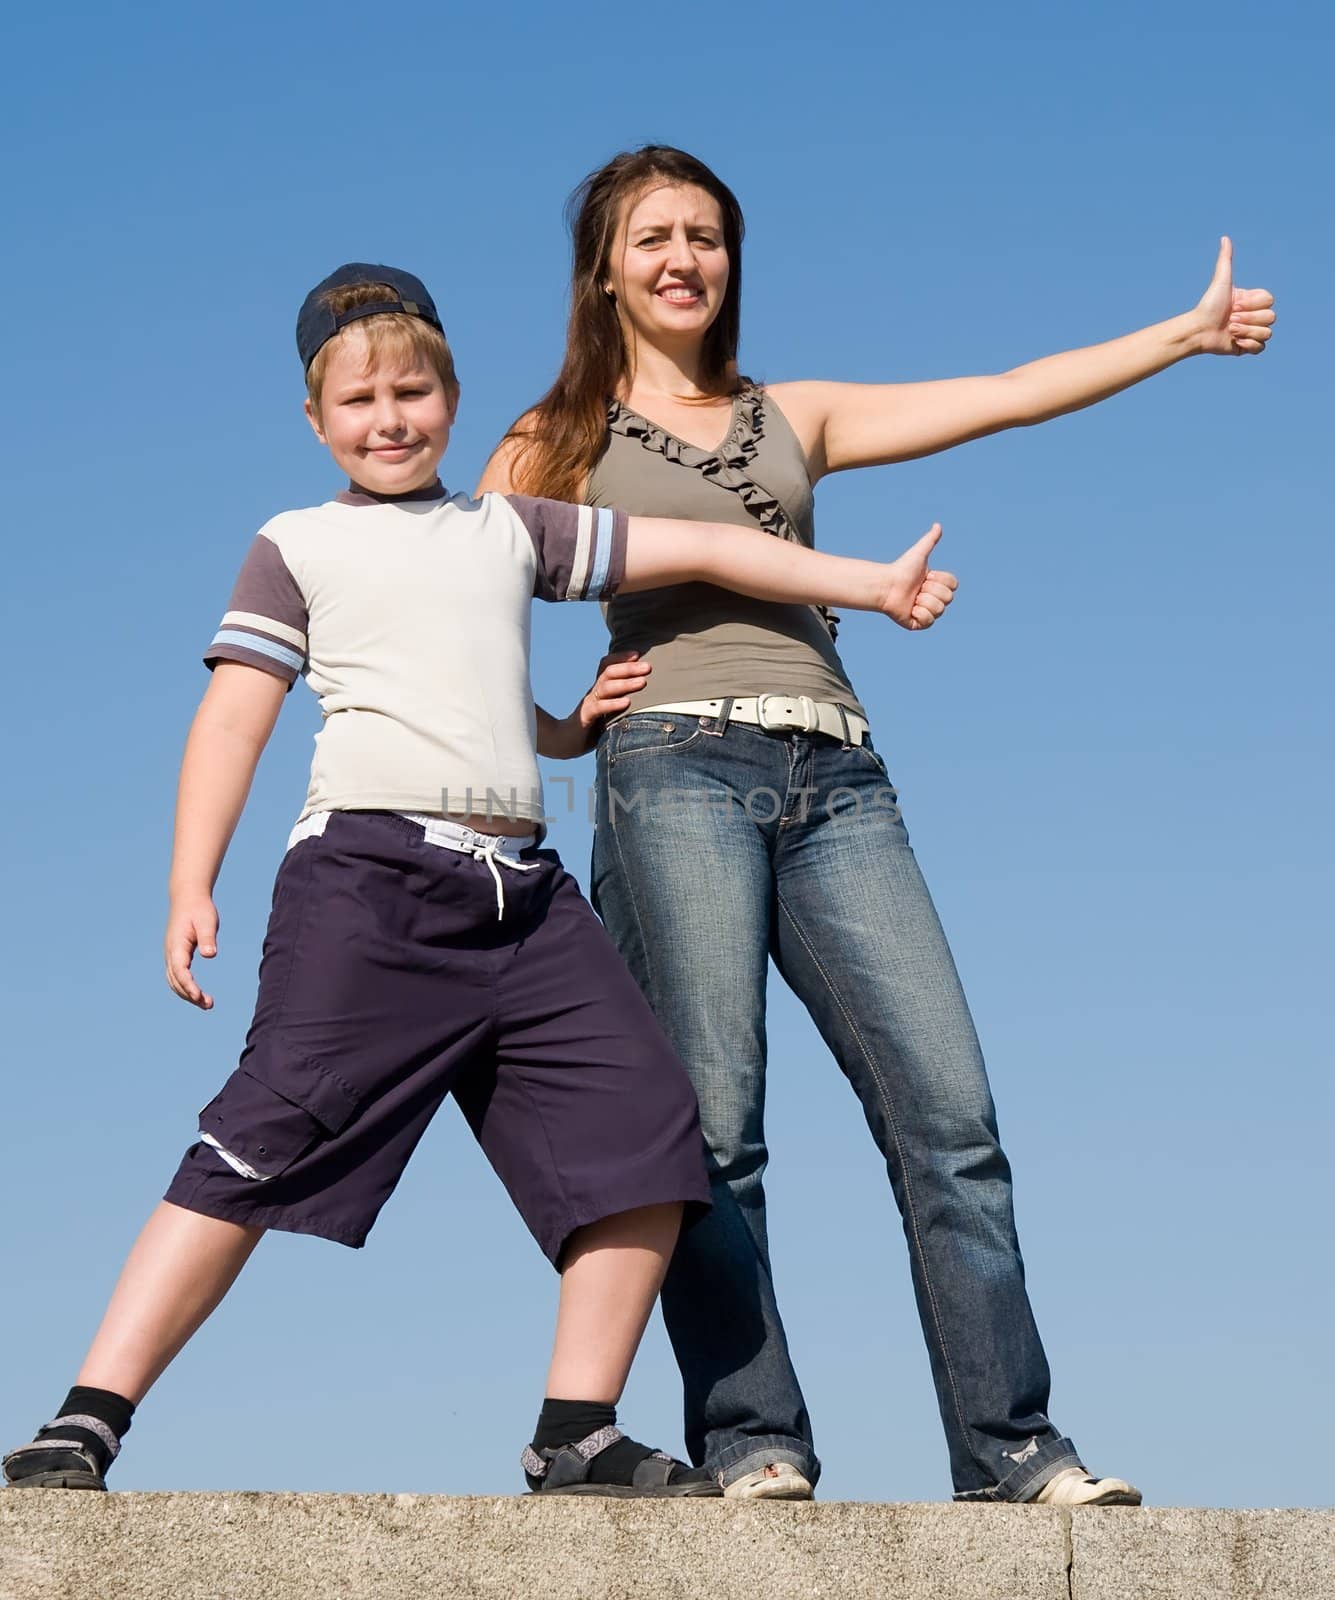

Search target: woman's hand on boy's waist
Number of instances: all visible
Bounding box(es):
[538,652,653,759]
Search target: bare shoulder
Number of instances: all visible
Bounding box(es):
[760,380,840,434]
[758,381,836,474]
[761,380,823,412]
[476,408,541,496]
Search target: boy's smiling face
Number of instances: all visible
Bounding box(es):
[305,325,454,494]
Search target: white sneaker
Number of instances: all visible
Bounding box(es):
[723,1462,814,1501]
[1033,1466,1142,1507]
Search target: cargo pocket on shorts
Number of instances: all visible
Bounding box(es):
[198,1059,359,1182]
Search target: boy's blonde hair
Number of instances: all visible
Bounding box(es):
[306,281,460,417]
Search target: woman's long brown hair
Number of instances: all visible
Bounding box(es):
[504,145,747,501]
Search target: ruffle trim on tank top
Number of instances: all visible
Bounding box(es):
[605,385,838,638]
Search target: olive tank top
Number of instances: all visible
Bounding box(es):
[586,384,867,719]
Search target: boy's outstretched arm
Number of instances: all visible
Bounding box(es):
[772,237,1277,479]
[621,519,956,631]
[165,663,286,1010]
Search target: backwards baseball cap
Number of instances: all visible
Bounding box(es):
[296,263,444,372]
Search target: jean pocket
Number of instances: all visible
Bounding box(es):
[607,714,704,765]
[847,738,892,780]
[198,1059,358,1181]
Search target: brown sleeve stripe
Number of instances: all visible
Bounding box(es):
[221,609,307,653]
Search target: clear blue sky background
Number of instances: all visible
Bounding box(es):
[2,0,1330,1509]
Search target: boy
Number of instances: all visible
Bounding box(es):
[2,265,956,1497]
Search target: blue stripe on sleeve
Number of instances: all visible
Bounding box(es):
[209,629,305,674]
[587,507,615,597]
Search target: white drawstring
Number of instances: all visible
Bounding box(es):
[470,837,541,920]
[398,813,541,920]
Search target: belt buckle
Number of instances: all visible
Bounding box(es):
[757,693,818,733]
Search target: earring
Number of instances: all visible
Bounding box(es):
[603,285,615,298]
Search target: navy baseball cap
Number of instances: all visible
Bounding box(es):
[296,263,444,372]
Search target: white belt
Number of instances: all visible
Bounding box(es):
[635,695,869,746]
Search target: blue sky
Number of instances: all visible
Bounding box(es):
[2,0,1331,1508]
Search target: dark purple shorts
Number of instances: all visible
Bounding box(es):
[164,812,711,1262]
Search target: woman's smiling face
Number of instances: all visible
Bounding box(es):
[606,182,730,349]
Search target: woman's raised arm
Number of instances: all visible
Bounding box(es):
[773,237,1275,480]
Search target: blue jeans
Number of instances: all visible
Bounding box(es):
[591,713,1082,1500]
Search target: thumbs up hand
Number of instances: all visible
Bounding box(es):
[1195,237,1276,356]
[879,524,958,631]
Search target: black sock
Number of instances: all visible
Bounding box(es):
[532,1397,615,1453]
[35,1386,135,1473]
[530,1398,654,1486]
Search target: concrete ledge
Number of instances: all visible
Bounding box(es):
[1071,1507,1335,1600]
[1,1494,1330,1600]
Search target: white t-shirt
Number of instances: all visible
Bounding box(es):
[204,486,627,827]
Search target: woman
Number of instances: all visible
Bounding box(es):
[479,146,1274,1504]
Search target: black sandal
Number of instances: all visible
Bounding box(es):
[3,1440,107,1492]
[522,1426,720,1498]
